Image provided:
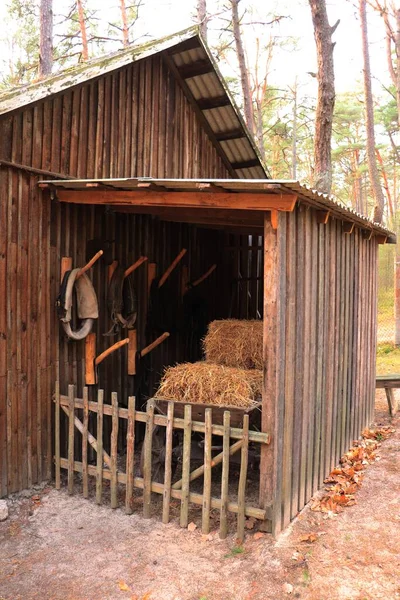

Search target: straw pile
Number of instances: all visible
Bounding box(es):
[155,362,262,408]
[203,319,263,369]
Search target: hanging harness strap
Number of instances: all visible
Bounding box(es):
[105,265,138,336]
[57,268,99,341]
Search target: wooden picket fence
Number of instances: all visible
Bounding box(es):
[54,382,269,541]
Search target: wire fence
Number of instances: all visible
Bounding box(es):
[377,244,396,346]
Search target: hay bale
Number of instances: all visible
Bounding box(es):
[203,319,263,369]
[155,362,262,408]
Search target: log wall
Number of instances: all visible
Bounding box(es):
[0,53,236,495]
[262,205,378,534]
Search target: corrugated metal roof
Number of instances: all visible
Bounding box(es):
[0,27,268,180]
[39,176,396,242]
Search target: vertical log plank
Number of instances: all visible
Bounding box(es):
[67,384,75,495]
[82,386,89,498]
[219,411,230,539]
[180,404,192,528]
[162,401,174,524]
[110,392,119,509]
[125,396,135,515]
[237,414,249,543]
[260,211,285,535]
[201,408,212,534]
[55,380,60,490]
[143,398,155,518]
[96,389,104,505]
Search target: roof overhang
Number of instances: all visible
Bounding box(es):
[38,177,396,243]
[0,27,268,180]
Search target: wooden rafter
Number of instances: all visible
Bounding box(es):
[55,189,298,212]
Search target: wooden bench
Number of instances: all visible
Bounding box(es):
[376,375,400,417]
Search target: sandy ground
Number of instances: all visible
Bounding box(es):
[0,392,399,600]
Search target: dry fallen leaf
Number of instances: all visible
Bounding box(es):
[245,517,256,530]
[187,522,197,532]
[282,582,293,594]
[300,533,317,543]
[253,532,265,541]
[119,581,130,592]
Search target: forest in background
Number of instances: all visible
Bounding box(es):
[1,0,400,354]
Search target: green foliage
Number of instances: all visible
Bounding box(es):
[224,545,244,558]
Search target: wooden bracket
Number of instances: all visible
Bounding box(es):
[270,209,278,230]
[148,262,157,295]
[375,234,387,244]
[343,222,355,234]
[316,210,330,224]
[362,229,373,241]
[128,329,138,375]
[61,257,72,281]
[158,249,187,288]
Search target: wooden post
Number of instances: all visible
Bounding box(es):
[201,408,212,534]
[162,401,174,524]
[82,387,89,498]
[180,404,192,528]
[259,211,285,536]
[55,381,60,490]
[96,389,104,505]
[110,392,119,509]
[237,414,249,543]
[143,398,155,518]
[125,396,135,515]
[67,384,75,495]
[219,411,230,539]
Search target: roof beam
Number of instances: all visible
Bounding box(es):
[162,52,238,178]
[167,38,202,54]
[215,129,246,142]
[231,159,260,170]
[197,95,231,110]
[177,59,214,79]
[55,189,298,212]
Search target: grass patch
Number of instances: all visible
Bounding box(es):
[376,343,400,375]
[224,546,244,559]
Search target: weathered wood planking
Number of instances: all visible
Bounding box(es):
[271,209,380,533]
[0,52,241,495]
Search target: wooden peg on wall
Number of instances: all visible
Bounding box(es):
[77,250,103,278]
[158,249,187,288]
[141,332,170,357]
[108,260,118,282]
[124,256,148,278]
[192,264,217,288]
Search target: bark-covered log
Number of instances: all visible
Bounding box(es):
[359,0,385,223]
[39,0,53,77]
[308,0,338,194]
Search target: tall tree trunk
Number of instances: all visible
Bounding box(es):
[77,0,89,61]
[230,0,255,134]
[119,0,129,47]
[292,79,298,179]
[359,0,385,222]
[308,0,338,194]
[39,0,53,77]
[197,0,207,40]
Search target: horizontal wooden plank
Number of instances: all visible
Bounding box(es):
[376,375,400,388]
[58,395,270,443]
[55,189,297,212]
[177,59,214,79]
[197,95,231,110]
[59,458,267,520]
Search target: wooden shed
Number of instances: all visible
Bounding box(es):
[0,27,395,536]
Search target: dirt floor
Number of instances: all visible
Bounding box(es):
[1,392,399,600]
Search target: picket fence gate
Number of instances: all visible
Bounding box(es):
[54,382,269,541]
